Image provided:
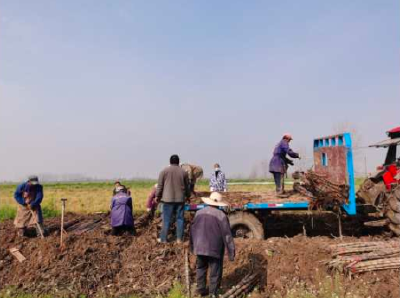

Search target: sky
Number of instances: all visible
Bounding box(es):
[0,1,399,181]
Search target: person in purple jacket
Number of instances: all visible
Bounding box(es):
[110,185,135,236]
[269,133,300,195]
[190,192,235,298]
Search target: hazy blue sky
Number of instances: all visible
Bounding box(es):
[1,1,399,181]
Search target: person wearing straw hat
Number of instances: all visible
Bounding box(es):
[269,133,300,195]
[13,175,45,237]
[190,192,235,297]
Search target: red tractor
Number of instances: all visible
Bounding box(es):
[357,126,400,235]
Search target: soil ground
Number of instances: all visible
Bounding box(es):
[0,212,399,298]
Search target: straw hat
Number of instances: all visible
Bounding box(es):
[201,192,228,207]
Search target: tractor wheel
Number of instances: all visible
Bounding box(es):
[388,197,400,213]
[385,210,400,225]
[388,223,400,236]
[394,187,400,201]
[228,212,264,240]
[383,186,400,236]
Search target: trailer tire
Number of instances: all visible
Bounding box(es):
[228,212,264,240]
[385,210,400,225]
[388,197,400,213]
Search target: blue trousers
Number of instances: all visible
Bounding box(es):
[160,202,184,242]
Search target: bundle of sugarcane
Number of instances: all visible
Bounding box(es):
[326,241,400,274]
[219,272,259,298]
[299,171,349,208]
[348,257,400,273]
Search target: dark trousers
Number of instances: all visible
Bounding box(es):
[196,255,223,296]
[112,225,135,236]
[272,172,284,192]
[160,203,184,242]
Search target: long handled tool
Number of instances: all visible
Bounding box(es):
[60,198,68,249]
[29,209,44,239]
[184,249,191,298]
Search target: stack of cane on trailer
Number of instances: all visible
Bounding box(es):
[326,241,400,275]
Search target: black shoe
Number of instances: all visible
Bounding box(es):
[196,289,209,297]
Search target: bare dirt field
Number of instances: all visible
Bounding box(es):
[0,212,398,298]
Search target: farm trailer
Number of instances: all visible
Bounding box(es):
[185,133,358,239]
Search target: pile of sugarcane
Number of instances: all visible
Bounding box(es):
[295,170,349,208]
[220,272,260,298]
[326,241,400,274]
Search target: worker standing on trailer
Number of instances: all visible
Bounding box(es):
[14,175,44,237]
[209,163,227,192]
[181,163,204,195]
[269,134,300,195]
[156,154,190,243]
[110,185,136,236]
[190,192,235,298]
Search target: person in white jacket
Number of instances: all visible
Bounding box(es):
[209,163,227,192]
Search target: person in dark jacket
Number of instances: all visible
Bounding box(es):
[156,154,190,243]
[269,134,300,194]
[110,186,135,236]
[190,192,235,297]
[14,175,44,237]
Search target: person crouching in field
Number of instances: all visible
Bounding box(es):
[190,192,235,297]
[146,184,158,214]
[110,185,136,236]
[14,175,44,237]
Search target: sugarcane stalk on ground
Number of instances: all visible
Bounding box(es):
[220,273,259,298]
[326,241,400,274]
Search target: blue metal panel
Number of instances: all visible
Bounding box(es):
[185,201,309,211]
[342,133,357,215]
[331,137,336,146]
[246,202,309,209]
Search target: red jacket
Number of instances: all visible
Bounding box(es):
[383,165,399,190]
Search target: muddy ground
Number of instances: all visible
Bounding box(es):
[0,212,399,298]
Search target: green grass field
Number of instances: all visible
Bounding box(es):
[0,179,278,221]
[0,178,365,221]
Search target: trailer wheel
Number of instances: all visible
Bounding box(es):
[228,212,264,240]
